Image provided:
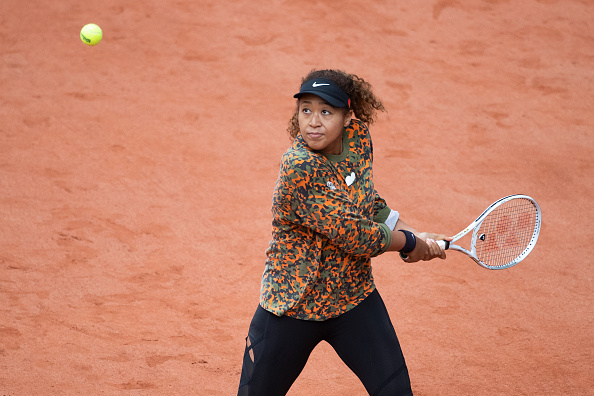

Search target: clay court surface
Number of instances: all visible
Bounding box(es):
[1,0,593,394]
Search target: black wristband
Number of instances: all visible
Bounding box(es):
[398,229,417,254]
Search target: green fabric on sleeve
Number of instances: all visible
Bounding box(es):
[376,223,392,256]
[374,205,392,224]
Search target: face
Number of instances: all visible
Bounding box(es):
[298,94,351,155]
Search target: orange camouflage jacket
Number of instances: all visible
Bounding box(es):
[260,119,395,320]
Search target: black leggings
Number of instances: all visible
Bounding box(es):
[238,290,413,396]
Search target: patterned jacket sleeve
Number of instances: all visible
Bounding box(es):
[277,153,391,258]
[373,191,391,223]
[366,127,394,225]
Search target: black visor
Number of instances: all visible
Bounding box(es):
[293,78,350,108]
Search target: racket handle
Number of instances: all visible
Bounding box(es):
[400,239,450,260]
[437,240,450,250]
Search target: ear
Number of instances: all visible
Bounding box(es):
[343,110,352,127]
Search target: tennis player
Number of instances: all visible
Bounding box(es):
[237,69,449,396]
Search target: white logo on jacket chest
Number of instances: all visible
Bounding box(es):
[345,172,356,186]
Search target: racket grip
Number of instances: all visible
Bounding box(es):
[400,239,450,261]
[437,240,450,250]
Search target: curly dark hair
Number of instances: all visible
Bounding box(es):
[287,69,385,139]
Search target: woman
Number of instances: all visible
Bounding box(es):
[238,69,450,396]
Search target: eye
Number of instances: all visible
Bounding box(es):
[321,109,332,115]
[301,107,311,114]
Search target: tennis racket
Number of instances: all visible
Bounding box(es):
[405,195,542,270]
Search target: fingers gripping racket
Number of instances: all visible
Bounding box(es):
[420,195,541,270]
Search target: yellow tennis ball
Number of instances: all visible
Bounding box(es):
[80,23,102,46]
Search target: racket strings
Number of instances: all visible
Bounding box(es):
[474,199,538,268]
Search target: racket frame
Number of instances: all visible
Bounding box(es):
[440,194,542,270]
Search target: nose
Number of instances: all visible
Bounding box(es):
[309,112,321,127]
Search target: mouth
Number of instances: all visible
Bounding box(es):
[307,132,324,139]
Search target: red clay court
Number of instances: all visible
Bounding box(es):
[1,0,592,394]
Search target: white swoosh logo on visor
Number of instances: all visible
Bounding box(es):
[312,82,330,87]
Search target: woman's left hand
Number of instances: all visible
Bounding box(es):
[417,232,450,244]
[404,232,453,261]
